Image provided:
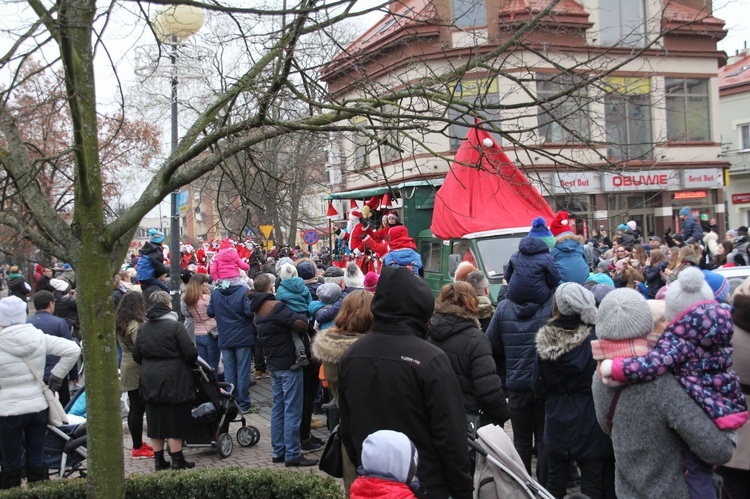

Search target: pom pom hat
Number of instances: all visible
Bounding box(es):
[550,211,574,238]
[701,270,730,304]
[278,263,298,280]
[664,267,713,322]
[596,288,654,340]
[148,228,165,244]
[363,271,379,292]
[528,216,556,249]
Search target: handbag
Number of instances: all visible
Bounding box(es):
[194,305,219,340]
[21,357,69,427]
[319,424,343,478]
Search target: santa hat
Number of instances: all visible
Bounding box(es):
[550,211,573,238]
[220,238,233,250]
[362,196,380,219]
[349,210,362,220]
[326,201,339,220]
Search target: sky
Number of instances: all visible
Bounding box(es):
[715,0,750,56]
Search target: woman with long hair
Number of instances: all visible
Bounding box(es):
[630,244,648,269]
[312,290,374,494]
[666,246,700,284]
[711,241,734,269]
[115,291,152,459]
[643,248,667,298]
[181,273,219,373]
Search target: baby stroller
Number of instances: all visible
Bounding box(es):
[469,425,554,499]
[183,358,260,458]
[44,387,87,478]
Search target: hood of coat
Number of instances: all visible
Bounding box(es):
[388,226,417,251]
[518,236,551,256]
[371,266,434,337]
[140,241,162,257]
[428,301,481,341]
[146,302,178,321]
[312,329,366,364]
[536,323,592,361]
[666,300,733,349]
[279,276,307,294]
[0,323,43,358]
[249,292,275,314]
[477,296,495,321]
[554,238,583,253]
[215,247,240,264]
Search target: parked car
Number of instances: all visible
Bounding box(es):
[713,266,750,298]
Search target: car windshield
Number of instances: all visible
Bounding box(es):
[476,236,524,280]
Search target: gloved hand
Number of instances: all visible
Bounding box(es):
[600,359,613,378]
[47,374,64,393]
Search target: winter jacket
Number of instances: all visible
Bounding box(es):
[309,301,335,331]
[727,294,750,470]
[181,294,217,338]
[592,374,735,498]
[487,296,554,391]
[384,249,423,275]
[682,214,703,244]
[133,302,197,404]
[8,274,31,301]
[250,292,308,371]
[210,246,249,280]
[427,302,509,425]
[551,235,589,285]
[505,236,561,305]
[728,235,749,266]
[312,327,366,404]
[643,261,667,299]
[27,311,76,382]
[35,275,55,294]
[339,266,473,499]
[703,231,720,258]
[118,320,142,392]
[207,285,255,349]
[54,295,79,329]
[315,286,357,325]
[533,321,613,461]
[276,277,312,315]
[0,322,80,417]
[137,242,168,281]
[610,300,748,429]
[350,477,416,499]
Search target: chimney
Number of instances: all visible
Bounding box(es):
[727,41,750,65]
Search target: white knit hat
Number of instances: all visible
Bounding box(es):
[0,296,28,327]
[665,267,714,322]
[50,278,69,292]
[555,282,597,325]
[278,263,298,281]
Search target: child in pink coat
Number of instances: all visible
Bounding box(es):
[210,239,250,287]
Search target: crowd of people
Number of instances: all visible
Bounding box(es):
[1,205,749,497]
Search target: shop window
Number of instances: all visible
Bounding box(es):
[420,241,442,273]
[536,75,590,144]
[740,123,750,151]
[448,78,501,150]
[599,0,646,47]
[604,78,652,162]
[665,78,710,142]
[453,0,486,28]
[546,195,591,214]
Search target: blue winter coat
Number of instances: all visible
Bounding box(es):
[276,277,312,315]
[206,285,255,349]
[315,287,357,325]
[383,248,423,275]
[682,214,703,244]
[136,242,168,281]
[486,296,554,391]
[27,311,78,382]
[551,238,589,285]
[505,237,560,305]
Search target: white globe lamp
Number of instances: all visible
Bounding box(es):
[151,5,205,42]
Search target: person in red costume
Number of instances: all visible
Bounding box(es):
[236,241,251,263]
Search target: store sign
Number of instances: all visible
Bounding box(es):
[602,172,677,192]
[552,172,596,194]
[732,193,750,204]
[674,191,707,200]
[682,168,722,188]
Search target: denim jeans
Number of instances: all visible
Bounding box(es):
[222,346,253,410]
[270,369,303,462]
[0,409,47,471]
[196,334,221,374]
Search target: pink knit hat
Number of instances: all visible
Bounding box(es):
[363,271,379,292]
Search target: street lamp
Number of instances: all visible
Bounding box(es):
[135,5,211,313]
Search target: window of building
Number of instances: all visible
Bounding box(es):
[599,0,646,47]
[665,78,710,142]
[604,78,653,162]
[536,75,590,143]
[420,241,442,273]
[448,78,500,150]
[740,123,750,151]
[381,105,401,163]
[452,0,486,28]
[352,117,370,169]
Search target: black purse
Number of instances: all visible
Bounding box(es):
[318,424,343,478]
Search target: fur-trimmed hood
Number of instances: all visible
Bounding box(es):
[428,302,481,341]
[311,328,366,365]
[536,323,592,361]
[477,296,495,321]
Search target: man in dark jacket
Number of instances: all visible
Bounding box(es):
[679,206,703,244]
[207,283,256,412]
[250,274,317,467]
[339,266,473,499]
[35,267,56,293]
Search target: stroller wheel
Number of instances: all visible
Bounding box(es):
[237,426,254,447]
[217,433,233,458]
[249,426,260,446]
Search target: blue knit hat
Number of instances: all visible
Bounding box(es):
[618,223,628,231]
[587,272,615,287]
[528,217,555,249]
[701,270,729,303]
[148,228,165,244]
[679,206,691,217]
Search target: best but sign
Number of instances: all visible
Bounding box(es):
[681,168,722,189]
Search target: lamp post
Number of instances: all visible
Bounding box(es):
[135,5,210,312]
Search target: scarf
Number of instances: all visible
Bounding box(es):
[591,333,660,386]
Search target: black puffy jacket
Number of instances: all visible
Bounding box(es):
[505,237,560,305]
[133,302,197,404]
[250,292,308,371]
[427,302,509,425]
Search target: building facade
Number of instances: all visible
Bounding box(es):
[322,0,729,237]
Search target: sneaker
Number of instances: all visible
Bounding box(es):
[290,354,311,370]
[241,406,261,414]
[310,417,325,429]
[272,455,285,463]
[255,370,263,380]
[311,435,324,446]
[300,439,322,453]
[132,445,154,459]
[285,456,319,467]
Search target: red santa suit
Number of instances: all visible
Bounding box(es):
[348,210,373,258]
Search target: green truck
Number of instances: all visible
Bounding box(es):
[328,179,528,303]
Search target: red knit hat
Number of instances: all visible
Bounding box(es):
[550,210,573,237]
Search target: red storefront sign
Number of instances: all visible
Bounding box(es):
[732,193,750,204]
[674,191,707,200]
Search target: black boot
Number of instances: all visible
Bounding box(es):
[0,470,23,490]
[154,450,171,471]
[169,451,195,470]
[26,466,49,483]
